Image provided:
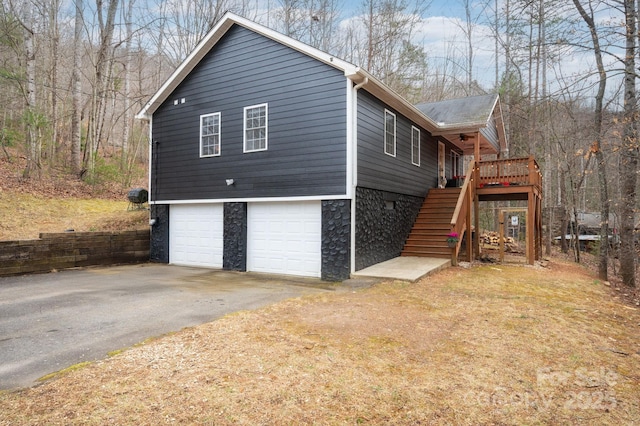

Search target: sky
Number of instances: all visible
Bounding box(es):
[334,0,622,100]
[340,0,501,89]
[132,0,620,101]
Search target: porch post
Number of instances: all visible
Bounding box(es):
[537,195,543,260]
[473,135,481,261]
[527,191,535,265]
[466,182,473,262]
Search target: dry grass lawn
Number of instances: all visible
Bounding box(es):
[0,192,148,240]
[1,260,638,425]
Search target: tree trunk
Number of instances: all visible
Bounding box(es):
[560,169,569,253]
[121,0,134,177]
[572,0,610,281]
[463,0,474,92]
[45,0,60,164]
[85,0,119,179]
[22,1,39,179]
[620,0,637,287]
[71,0,83,176]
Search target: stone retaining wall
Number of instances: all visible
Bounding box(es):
[0,230,150,276]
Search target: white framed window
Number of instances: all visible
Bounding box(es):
[384,109,396,157]
[411,126,420,166]
[200,112,221,157]
[451,151,461,177]
[244,103,268,152]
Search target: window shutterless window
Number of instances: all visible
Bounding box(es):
[451,151,461,177]
[384,109,396,157]
[411,126,420,166]
[200,112,221,157]
[244,103,268,152]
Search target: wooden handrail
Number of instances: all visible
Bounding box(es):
[447,156,541,265]
[449,160,475,264]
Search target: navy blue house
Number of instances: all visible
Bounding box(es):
[136,12,507,281]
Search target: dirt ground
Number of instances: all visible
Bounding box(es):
[1,260,638,425]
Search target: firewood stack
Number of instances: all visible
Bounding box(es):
[481,231,520,252]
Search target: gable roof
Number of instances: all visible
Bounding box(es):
[416,94,498,130]
[416,94,507,155]
[135,12,439,133]
[136,12,506,155]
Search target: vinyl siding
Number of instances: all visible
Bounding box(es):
[151,25,347,201]
[480,115,500,152]
[357,90,456,197]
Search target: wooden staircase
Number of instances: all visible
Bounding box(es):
[401,187,461,259]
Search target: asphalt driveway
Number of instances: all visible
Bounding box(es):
[0,263,331,390]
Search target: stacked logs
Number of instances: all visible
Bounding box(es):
[481,231,520,252]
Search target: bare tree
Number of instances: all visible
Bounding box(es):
[156,0,228,67]
[71,0,83,176]
[453,0,491,92]
[572,0,611,281]
[83,0,119,178]
[43,0,61,163]
[22,0,38,178]
[340,0,428,96]
[307,0,342,52]
[276,0,305,39]
[619,0,638,287]
[3,0,42,178]
[121,0,134,169]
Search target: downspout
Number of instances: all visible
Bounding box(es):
[146,116,153,204]
[354,77,369,91]
[350,77,368,276]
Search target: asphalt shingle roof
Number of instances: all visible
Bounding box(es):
[415,94,498,127]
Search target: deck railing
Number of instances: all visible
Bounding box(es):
[448,156,541,264]
[450,160,475,265]
[476,156,541,190]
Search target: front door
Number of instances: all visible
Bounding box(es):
[438,141,446,187]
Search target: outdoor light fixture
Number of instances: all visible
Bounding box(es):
[226,179,235,186]
[149,218,157,226]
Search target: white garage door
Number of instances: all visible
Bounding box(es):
[169,204,223,268]
[248,201,321,277]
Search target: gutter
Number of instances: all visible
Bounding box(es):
[353,76,369,91]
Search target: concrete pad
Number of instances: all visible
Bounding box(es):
[352,256,451,282]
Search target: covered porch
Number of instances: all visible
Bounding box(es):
[413,94,543,265]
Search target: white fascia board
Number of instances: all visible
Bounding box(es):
[431,122,488,136]
[136,12,359,120]
[493,96,509,152]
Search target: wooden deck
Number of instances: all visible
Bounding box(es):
[473,156,542,264]
[402,156,543,265]
[475,156,542,199]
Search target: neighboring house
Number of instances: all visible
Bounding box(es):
[559,211,619,252]
[571,211,618,235]
[136,12,508,280]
